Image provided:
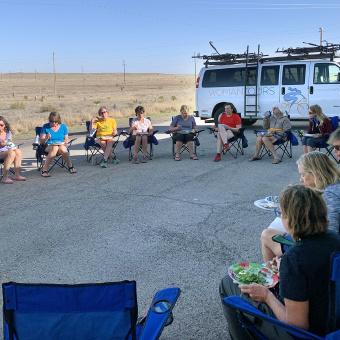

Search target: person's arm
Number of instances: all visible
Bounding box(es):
[169,116,181,132]
[282,117,292,131]
[64,134,69,144]
[148,122,154,135]
[39,126,50,144]
[89,117,98,131]
[240,284,309,330]
[323,190,340,233]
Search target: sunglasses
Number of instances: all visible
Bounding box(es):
[334,145,340,151]
[100,111,107,114]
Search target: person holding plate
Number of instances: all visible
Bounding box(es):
[220,185,340,339]
[261,151,340,263]
[89,106,118,168]
[301,104,333,154]
[0,116,26,184]
[169,105,198,161]
[40,112,77,177]
[129,106,154,164]
[211,102,242,162]
[328,128,340,162]
[248,103,291,164]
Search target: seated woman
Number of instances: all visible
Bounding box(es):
[40,112,77,177]
[249,103,291,164]
[129,106,154,164]
[328,128,340,161]
[212,102,242,162]
[302,104,333,153]
[0,116,26,184]
[169,105,198,161]
[89,106,118,168]
[261,151,340,262]
[220,185,340,339]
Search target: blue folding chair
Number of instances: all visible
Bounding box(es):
[223,252,340,340]
[33,126,77,172]
[3,281,180,340]
[83,121,122,165]
[319,116,339,164]
[123,118,158,161]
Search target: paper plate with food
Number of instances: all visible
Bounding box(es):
[265,196,279,208]
[254,199,277,211]
[228,262,279,288]
[51,141,64,145]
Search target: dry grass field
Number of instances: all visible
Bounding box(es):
[0,73,196,136]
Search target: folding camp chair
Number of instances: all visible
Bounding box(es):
[33,126,77,171]
[223,251,340,340]
[123,118,158,161]
[83,121,122,165]
[253,129,296,161]
[3,281,180,340]
[208,127,247,158]
[296,116,340,164]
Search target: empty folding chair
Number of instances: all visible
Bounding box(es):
[3,281,180,340]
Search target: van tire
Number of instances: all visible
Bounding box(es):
[242,118,257,126]
[213,107,225,126]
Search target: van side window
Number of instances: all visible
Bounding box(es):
[314,63,340,84]
[260,66,280,86]
[282,64,306,85]
[202,67,257,87]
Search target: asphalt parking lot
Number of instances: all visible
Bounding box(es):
[1,117,307,339]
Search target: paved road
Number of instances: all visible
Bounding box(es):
[2,117,307,339]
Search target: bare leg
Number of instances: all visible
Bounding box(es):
[187,141,195,157]
[261,228,284,263]
[42,145,59,172]
[262,136,279,160]
[141,135,148,157]
[133,136,142,157]
[0,150,15,179]
[307,145,316,153]
[302,145,308,153]
[175,141,183,158]
[103,140,115,160]
[13,149,23,177]
[254,136,264,157]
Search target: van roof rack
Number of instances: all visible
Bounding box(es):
[193,42,340,67]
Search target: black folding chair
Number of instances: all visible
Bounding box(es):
[253,129,295,161]
[33,126,77,171]
[83,121,122,165]
[209,127,247,158]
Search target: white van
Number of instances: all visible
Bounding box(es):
[194,45,340,125]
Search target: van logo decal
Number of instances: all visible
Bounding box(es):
[283,87,306,107]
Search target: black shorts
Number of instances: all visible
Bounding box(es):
[173,132,195,143]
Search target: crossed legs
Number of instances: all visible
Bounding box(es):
[217,126,234,153]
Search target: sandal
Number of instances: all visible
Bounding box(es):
[1,178,13,184]
[190,155,198,160]
[272,158,281,164]
[175,156,181,161]
[41,171,51,178]
[13,175,26,181]
[248,156,260,162]
[69,165,77,173]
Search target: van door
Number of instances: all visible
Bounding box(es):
[309,62,340,116]
[258,64,281,114]
[280,63,310,118]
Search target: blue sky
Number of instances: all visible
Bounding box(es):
[1,0,340,74]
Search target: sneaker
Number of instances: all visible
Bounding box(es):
[214,154,221,162]
[142,156,147,163]
[224,144,230,151]
[101,160,108,168]
[133,156,139,164]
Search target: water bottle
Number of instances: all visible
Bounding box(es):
[34,135,39,144]
[200,149,205,156]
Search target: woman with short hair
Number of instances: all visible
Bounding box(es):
[40,112,77,177]
[220,185,340,339]
[249,103,291,164]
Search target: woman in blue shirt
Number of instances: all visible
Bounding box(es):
[40,112,77,177]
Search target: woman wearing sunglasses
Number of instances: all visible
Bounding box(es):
[220,185,340,339]
[40,112,77,177]
[0,116,25,184]
[261,151,340,263]
[89,106,118,168]
[301,104,333,154]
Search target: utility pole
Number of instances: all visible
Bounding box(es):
[122,59,126,83]
[194,52,197,82]
[53,52,56,94]
[320,27,323,46]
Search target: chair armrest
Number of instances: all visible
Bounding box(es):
[138,287,181,340]
[223,296,323,340]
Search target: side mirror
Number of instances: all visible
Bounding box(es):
[337,72,340,82]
